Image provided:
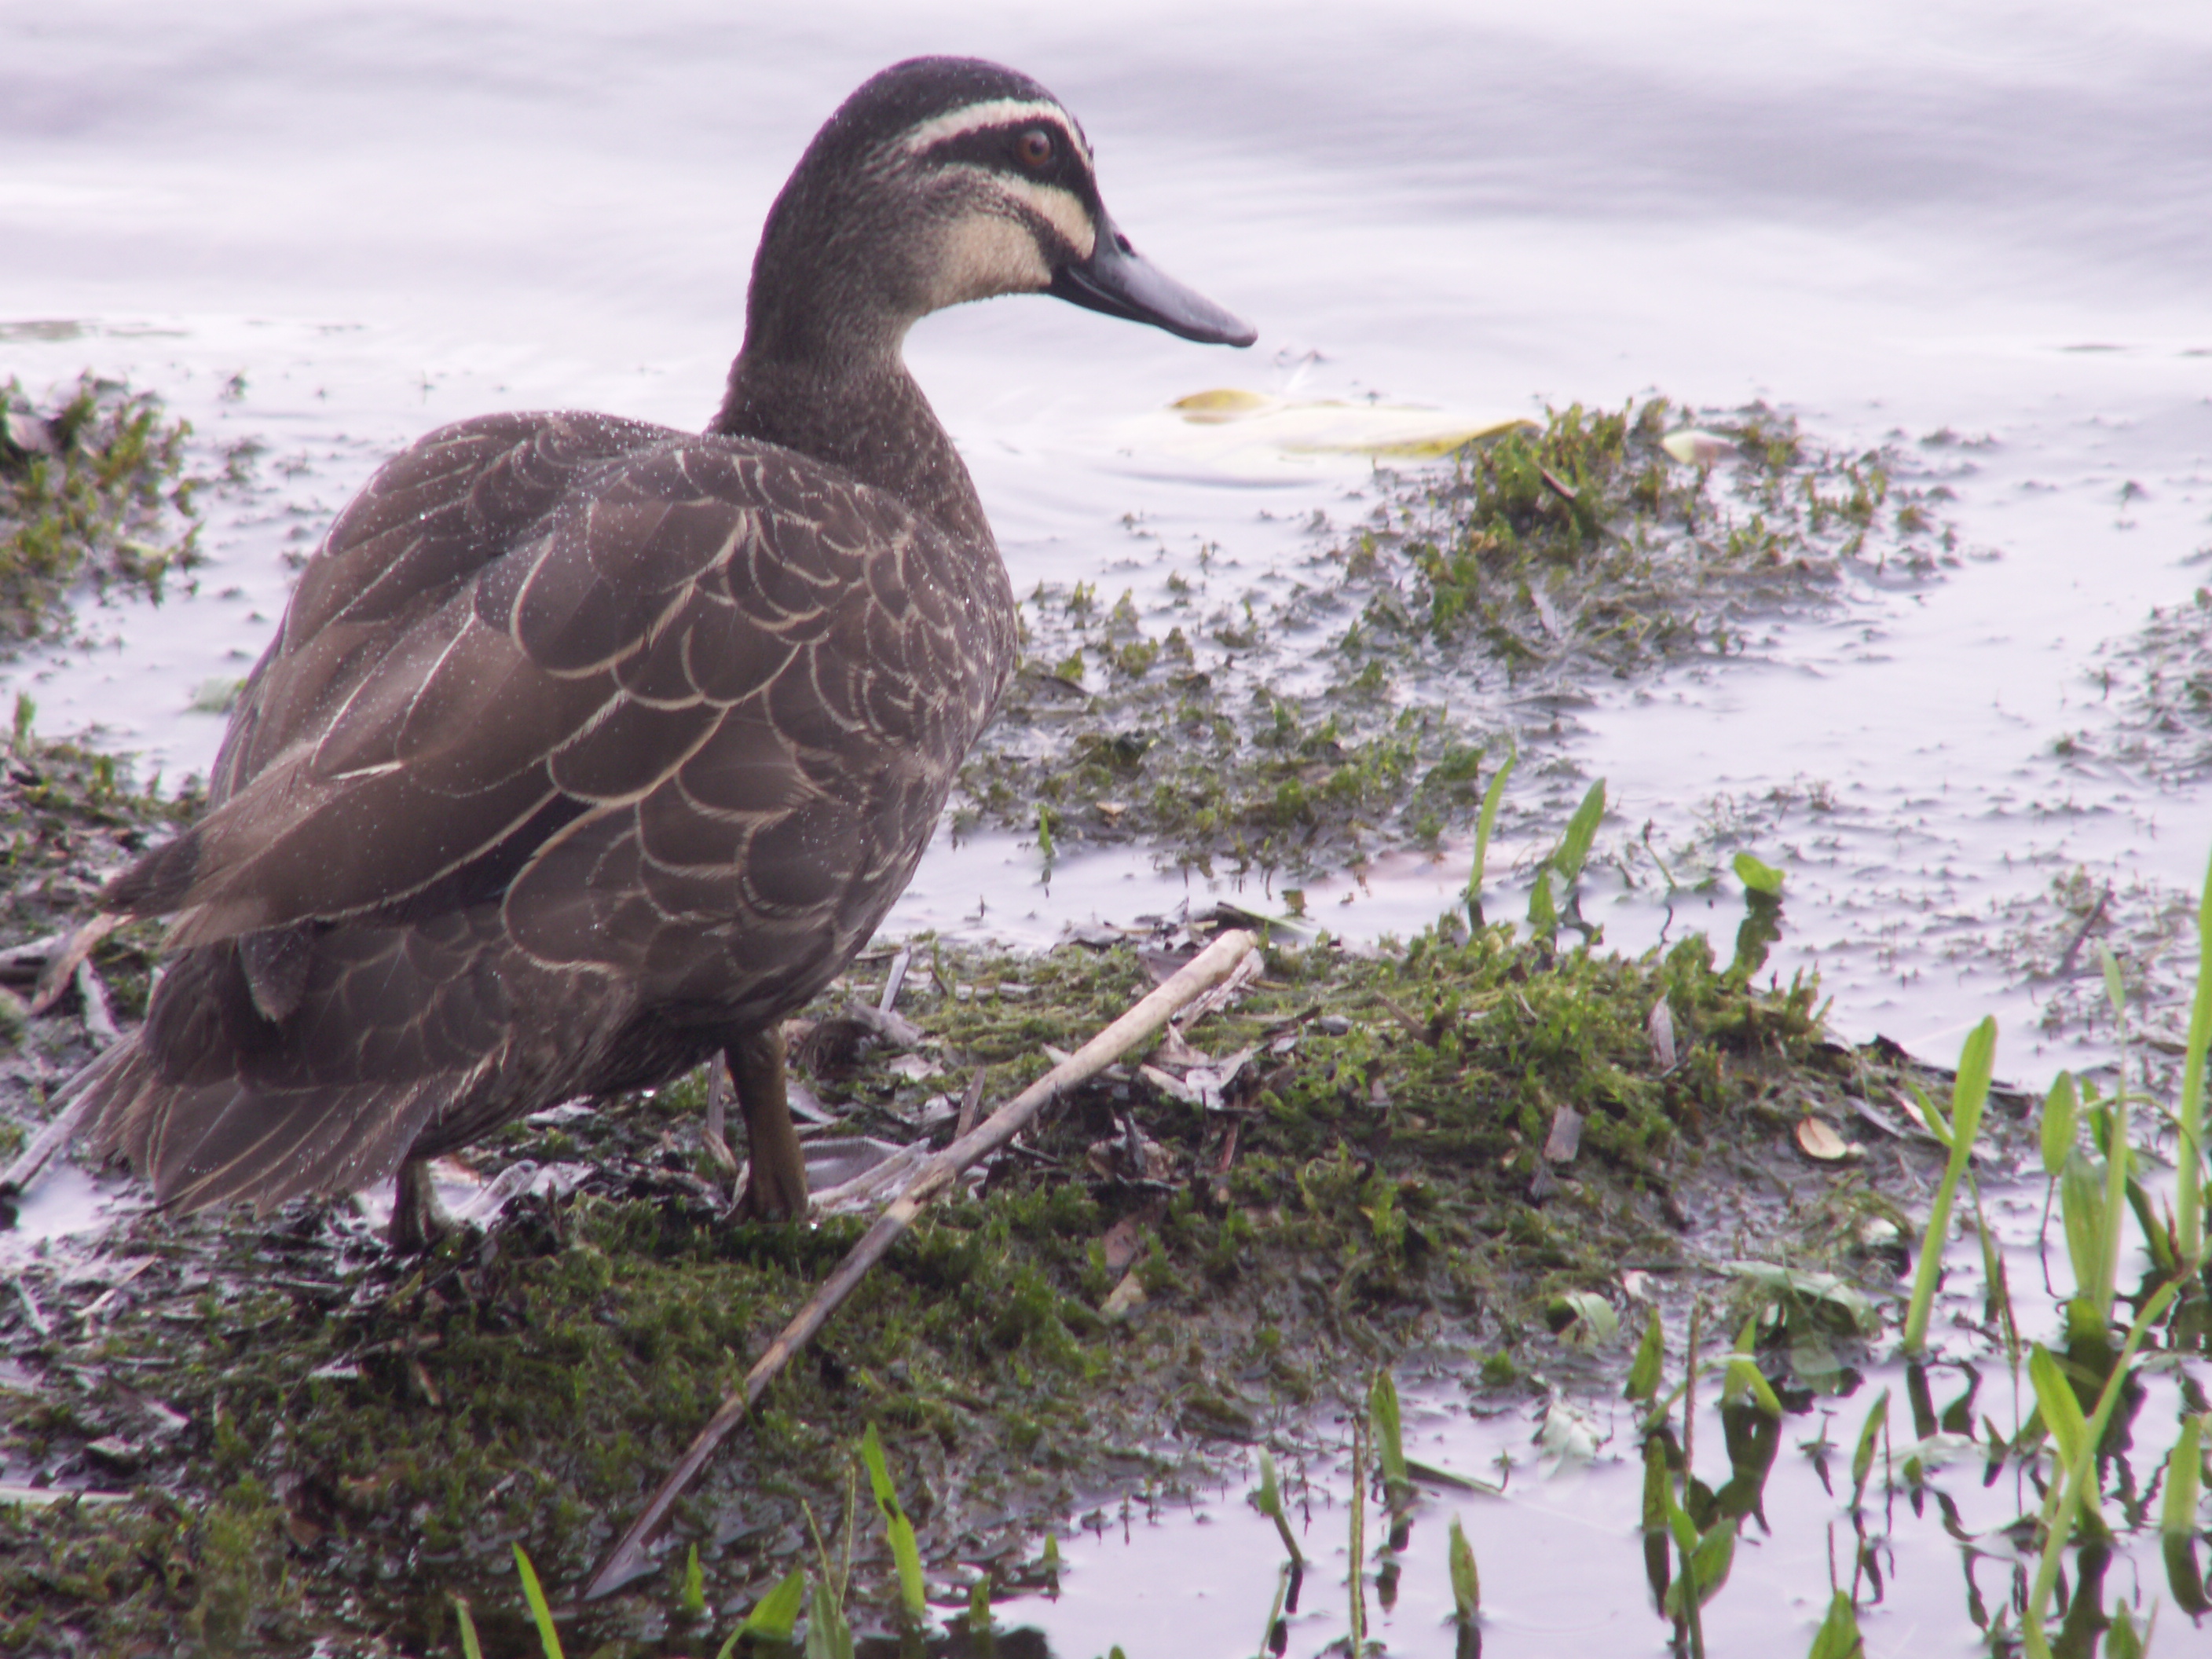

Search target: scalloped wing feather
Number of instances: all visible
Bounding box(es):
[81,405,1016,1212]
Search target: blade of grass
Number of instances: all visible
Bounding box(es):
[2162,1412,2206,1540]
[2177,844,2212,1260]
[1625,1307,1664,1403]
[2059,1149,2105,1319]
[1447,1515,1480,1623]
[679,1543,705,1619]
[1902,1016,1996,1355]
[716,1569,807,1657]
[1553,779,1606,885]
[1370,1371,1411,1514]
[1661,1487,1735,1632]
[1722,1317,1783,1419]
[2027,1346,2089,1474]
[2108,1602,2152,1659]
[1463,743,1515,926]
[1527,778,1606,945]
[514,1544,565,1659]
[1849,1389,1889,1511]
[2041,1072,2078,1178]
[1254,1449,1305,1571]
[1349,1419,1368,1652]
[2095,945,2133,1324]
[2022,1277,2184,1659]
[1731,851,1784,895]
[452,1597,484,1659]
[805,1573,855,1659]
[859,1423,928,1628]
[1906,1079,1954,1151]
[1805,1589,1862,1659]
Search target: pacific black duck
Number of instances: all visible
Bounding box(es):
[70,57,1254,1243]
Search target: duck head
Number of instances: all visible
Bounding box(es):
[740,57,1256,364]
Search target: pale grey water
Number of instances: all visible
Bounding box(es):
[5,5,2210,1652]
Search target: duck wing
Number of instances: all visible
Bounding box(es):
[108,409,1010,972]
[82,409,1012,1212]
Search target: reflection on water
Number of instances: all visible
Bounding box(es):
[988,1170,2202,1659]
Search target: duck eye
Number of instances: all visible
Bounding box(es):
[1015,128,1055,170]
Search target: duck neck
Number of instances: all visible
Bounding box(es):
[709,348,994,551]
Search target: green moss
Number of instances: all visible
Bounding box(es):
[960,397,1950,881]
[0,910,1986,1656]
[0,375,201,650]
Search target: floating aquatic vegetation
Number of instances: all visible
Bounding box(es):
[0,375,200,650]
[2060,580,2212,779]
[961,397,1954,881]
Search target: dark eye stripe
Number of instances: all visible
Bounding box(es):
[921,121,1084,187]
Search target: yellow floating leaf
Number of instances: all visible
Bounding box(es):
[1661,428,1739,466]
[1160,390,1533,456]
[1170,388,1273,421]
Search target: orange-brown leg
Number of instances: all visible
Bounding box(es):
[731,1027,808,1221]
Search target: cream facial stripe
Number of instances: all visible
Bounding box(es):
[899,97,1093,169]
[991,175,1094,259]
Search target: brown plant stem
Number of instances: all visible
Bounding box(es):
[583,927,1261,1599]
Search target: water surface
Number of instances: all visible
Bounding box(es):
[5,7,2210,1651]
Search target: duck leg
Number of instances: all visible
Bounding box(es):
[389,1155,452,1251]
[731,1026,808,1221]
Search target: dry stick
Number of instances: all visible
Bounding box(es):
[0,1060,109,1197]
[582,927,1261,1600]
[700,1052,730,1152]
[879,945,912,1014]
[29,914,123,1016]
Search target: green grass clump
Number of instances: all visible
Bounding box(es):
[0,375,200,648]
[961,397,1947,881]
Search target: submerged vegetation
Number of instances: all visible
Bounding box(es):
[2064,579,2212,779]
[961,397,1954,881]
[0,376,200,650]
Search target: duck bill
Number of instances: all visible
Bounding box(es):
[1049,207,1256,347]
